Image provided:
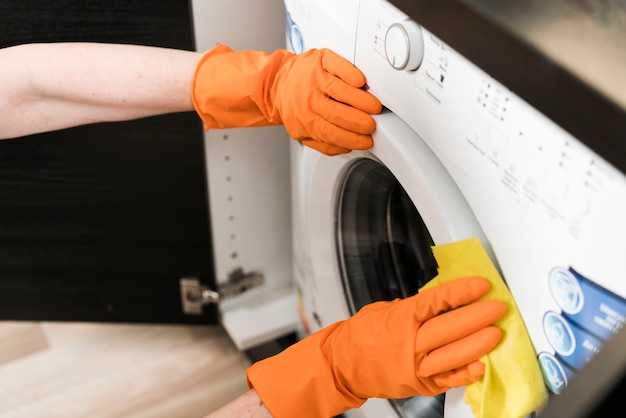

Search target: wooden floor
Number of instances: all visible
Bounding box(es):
[0,321,250,418]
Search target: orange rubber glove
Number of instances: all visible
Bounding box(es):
[247,276,506,418]
[190,44,382,155]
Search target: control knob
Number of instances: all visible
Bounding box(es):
[384,20,424,71]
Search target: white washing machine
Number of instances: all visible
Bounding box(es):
[285,0,626,417]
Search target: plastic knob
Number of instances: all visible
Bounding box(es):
[384,20,425,71]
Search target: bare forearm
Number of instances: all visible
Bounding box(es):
[204,389,273,418]
[0,42,202,139]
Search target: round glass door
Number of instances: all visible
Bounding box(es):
[336,157,444,418]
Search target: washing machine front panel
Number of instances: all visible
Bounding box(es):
[356,0,626,402]
[286,1,486,416]
[302,112,487,417]
[303,112,489,327]
[289,0,626,415]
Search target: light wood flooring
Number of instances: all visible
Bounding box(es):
[0,321,250,418]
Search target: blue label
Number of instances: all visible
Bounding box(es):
[540,267,626,394]
[538,352,575,395]
[548,267,584,315]
[544,312,604,370]
[549,267,626,341]
[543,311,576,356]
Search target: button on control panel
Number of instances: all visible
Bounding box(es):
[384,19,424,71]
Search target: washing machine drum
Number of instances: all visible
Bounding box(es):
[336,158,445,417]
[303,112,487,417]
[337,158,438,311]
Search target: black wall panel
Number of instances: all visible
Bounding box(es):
[0,0,218,324]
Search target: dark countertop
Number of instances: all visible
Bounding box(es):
[389,0,626,174]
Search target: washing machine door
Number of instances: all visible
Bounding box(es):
[304,111,491,417]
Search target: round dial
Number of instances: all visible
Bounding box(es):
[384,20,425,71]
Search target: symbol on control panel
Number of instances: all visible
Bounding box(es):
[439,56,448,70]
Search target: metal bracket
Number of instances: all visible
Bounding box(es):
[180,267,264,315]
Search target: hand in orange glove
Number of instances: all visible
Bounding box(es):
[190,44,382,155]
[247,276,506,418]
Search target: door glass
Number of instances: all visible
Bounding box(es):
[336,158,444,417]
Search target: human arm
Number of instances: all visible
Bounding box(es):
[0,42,200,139]
[246,276,506,418]
[203,388,272,418]
[0,42,382,155]
[190,44,382,155]
[201,276,504,418]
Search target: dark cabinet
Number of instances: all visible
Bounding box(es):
[0,0,218,324]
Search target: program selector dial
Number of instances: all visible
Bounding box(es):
[384,20,425,71]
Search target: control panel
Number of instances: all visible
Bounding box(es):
[355,0,626,402]
[356,0,626,253]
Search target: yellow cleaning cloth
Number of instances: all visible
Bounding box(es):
[422,238,549,418]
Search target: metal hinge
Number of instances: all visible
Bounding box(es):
[179,267,264,315]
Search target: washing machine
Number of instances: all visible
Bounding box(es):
[285,0,626,417]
